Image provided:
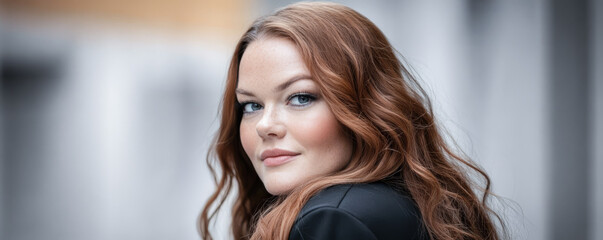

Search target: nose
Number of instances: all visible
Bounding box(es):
[256,106,286,139]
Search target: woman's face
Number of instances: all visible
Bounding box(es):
[236,37,353,195]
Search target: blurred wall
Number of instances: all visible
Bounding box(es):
[0,1,254,239]
[1,28,4,238]
[1,0,601,240]
[591,0,603,238]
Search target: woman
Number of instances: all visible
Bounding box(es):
[200,2,503,239]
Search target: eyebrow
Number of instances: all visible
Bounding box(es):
[235,74,312,96]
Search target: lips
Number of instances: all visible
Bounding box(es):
[260,148,300,167]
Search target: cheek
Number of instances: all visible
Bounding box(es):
[294,105,349,157]
[296,116,338,142]
[239,121,257,158]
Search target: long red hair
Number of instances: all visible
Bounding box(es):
[200,2,503,239]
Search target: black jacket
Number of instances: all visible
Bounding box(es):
[289,182,429,240]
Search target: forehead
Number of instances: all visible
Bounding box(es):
[238,37,310,88]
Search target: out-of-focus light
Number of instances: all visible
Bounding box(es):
[2,0,254,44]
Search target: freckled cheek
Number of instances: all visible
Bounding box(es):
[239,120,258,160]
[291,106,342,149]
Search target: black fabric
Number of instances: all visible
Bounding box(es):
[289,182,429,240]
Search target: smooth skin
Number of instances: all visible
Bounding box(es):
[236,37,353,195]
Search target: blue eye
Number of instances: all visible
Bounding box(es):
[241,102,263,113]
[288,93,316,106]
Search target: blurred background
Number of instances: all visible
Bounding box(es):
[0,0,601,239]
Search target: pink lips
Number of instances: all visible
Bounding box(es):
[260,148,300,167]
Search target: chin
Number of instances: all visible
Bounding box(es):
[265,187,289,196]
[263,176,299,196]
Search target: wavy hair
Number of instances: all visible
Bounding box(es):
[200,2,503,239]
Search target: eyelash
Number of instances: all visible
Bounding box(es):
[288,92,317,107]
[239,92,317,114]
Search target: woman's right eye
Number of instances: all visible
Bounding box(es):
[242,102,263,113]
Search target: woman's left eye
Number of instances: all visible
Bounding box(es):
[288,93,316,106]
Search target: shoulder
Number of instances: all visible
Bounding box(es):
[289,182,429,240]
